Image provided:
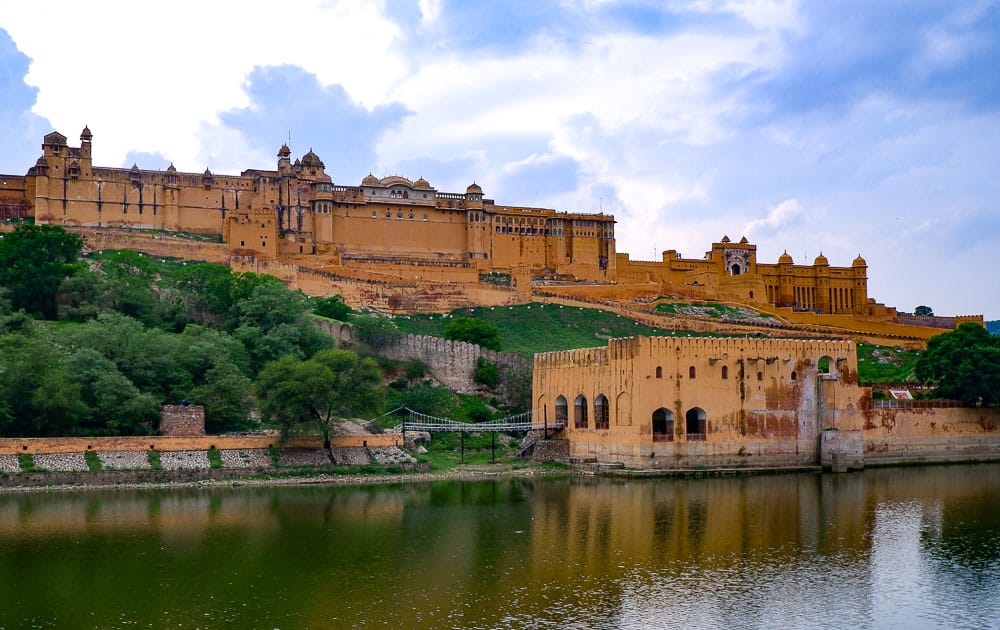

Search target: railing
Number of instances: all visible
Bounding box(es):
[873,399,966,409]
[389,408,565,433]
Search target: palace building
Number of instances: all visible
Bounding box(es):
[0,126,983,331]
[16,127,615,282]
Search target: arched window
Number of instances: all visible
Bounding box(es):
[721,366,728,379]
[574,395,588,429]
[685,407,707,441]
[689,366,696,379]
[731,264,741,275]
[652,408,674,442]
[749,290,754,300]
[757,371,763,381]
[790,371,797,381]
[818,356,832,375]
[655,366,663,379]
[555,396,568,426]
[594,395,609,430]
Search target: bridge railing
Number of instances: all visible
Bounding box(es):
[383,407,565,433]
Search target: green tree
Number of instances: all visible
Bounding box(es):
[0,333,84,436]
[442,316,501,351]
[915,305,934,317]
[915,323,1000,405]
[189,362,254,433]
[312,295,352,321]
[473,357,499,388]
[0,224,84,319]
[256,349,384,441]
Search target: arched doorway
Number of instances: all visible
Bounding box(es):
[555,395,568,426]
[594,394,609,430]
[685,407,706,441]
[574,395,588,429]
[652,408,674,442]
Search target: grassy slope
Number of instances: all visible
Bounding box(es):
[390,303,720,356]
[388,303,920,383]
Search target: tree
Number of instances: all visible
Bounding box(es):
[915,323,1000,405]
[0,224,83,319]
[915,305,934,317]
[443,316,501,351]
[312,295,352,321]
[353,315,401,353]
[256,349,384,441]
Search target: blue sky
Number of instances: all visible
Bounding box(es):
[1,1,998,319]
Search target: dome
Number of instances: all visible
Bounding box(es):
[277,143,291,158]
[720,235,730,243]
[778,250,793,264]
[301,148,324,168]
[414,176,431,189]
[739,235,749,244]
[80,125,92,141]
[203,167,212,176]
[166,163,177,173]
[853,254,867,267]
[466,182,483,194]
[813,252,829,266]
[362,173,379,186]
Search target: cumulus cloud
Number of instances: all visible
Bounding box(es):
[0,28,51,173]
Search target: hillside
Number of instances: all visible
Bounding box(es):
[386,303,917,383]
[390,303,724,356]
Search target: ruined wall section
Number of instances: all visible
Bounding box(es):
[316,321,526,392]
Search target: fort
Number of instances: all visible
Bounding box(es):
[0,126,982,339]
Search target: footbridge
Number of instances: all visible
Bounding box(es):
[384,407,565,434]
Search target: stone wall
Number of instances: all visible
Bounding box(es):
[160,405,206,436]
[318,320,527,392]
[0,434,401,455]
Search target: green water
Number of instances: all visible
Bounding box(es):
[1,464,998,629]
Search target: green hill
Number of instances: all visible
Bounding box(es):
[390,303,724,356]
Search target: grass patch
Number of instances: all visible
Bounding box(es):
[268,445,280,467]
[857,343,921,383]
[654,300,773,321]
[147,450,162,470]
[18,453,43,473]
[389,303,706,356]
[207,447,223,469]
[84,450,102,472]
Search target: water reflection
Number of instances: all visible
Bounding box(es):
[0,464,997,628]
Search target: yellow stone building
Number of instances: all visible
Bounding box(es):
[21,127,615,282]
[533,335,867,468]
[533,334,1000,470]
[0,126,983,332]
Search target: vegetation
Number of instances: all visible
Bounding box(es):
[856,344,921,383]
[473,357,499,388]
[391,303,697,356]
[443,316,502,350]
[256,349,384,441]
[310,295,352,321]
[0,225,334,438]
[0,224,84,319]
[915,323,1000,405]
[914,305,934,317]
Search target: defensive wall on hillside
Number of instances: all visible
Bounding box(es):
[318,319,526,392]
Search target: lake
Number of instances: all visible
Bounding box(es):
[1,464,998,629]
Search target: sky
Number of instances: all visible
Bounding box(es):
[1,0,998,319]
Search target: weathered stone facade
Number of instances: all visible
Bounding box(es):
[159,405,206,436]
[533,336,1000,469]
